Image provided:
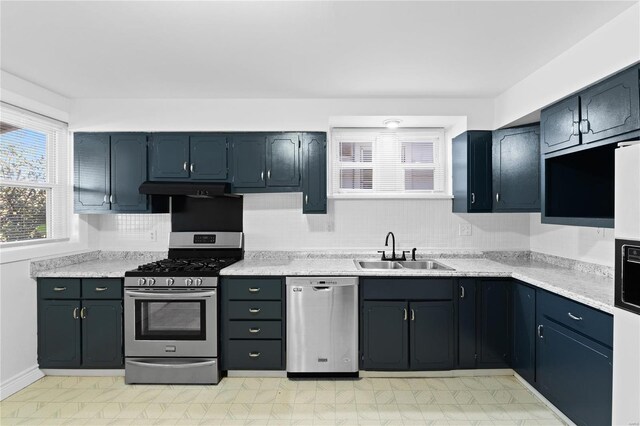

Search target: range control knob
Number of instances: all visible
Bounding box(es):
[166,278,174,286]
[185,278,193,286]
[195,278,203,286]
[138,278,146,286]
[148,278,156,286]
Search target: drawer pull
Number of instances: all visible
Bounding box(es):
[248,287,261,293]
[249,308,261,314]
[249,352,261,358]
[95,287,108,292]
[249,327,261,333]
[567,312,583,321]
[80,307,87,319]
[53,287,67,292]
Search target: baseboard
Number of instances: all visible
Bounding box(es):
[360,368,514,378]
[41,369,125,376]
[513,372,576,426]
[0,366,44,401]
[227,370,287,378]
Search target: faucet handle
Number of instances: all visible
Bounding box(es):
[377,250,388,261]
[411,248,417,261]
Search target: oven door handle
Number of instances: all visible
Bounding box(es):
[126,360,217,369]
[124,290,216,299]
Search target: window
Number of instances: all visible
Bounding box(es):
[331,128,448,196]
[0,103,69,244]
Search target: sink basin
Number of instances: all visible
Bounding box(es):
[354,259,454,271]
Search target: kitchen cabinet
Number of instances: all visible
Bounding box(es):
[360,278,454,371]
[457,278,511,369]
[302,132,327,214]
[232,134,267,188]
[75,133,149,213]
[492,124,540,212]
[540,96,581,154]
[452,131,492,213]
[536,290,613,426]
[266,133,300,187]
[220,277,285,370]
[37,278,123,369]
[512,281,536,384]
[149,134,228,181]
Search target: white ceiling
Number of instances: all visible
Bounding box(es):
[0,1,636,99]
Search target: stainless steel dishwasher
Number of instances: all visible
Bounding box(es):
[286,277,359,375]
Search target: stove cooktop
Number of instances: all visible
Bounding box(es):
[125,257,239,277]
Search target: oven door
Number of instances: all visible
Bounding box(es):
[124,288,217,357]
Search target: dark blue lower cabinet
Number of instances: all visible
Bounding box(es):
[361,301,409,370]
[81,300,123,368]
[512,282,536,384]
[478,280,511,368]
[537,318,612,426]
[38,300,82,368]
[410,301,454,370]
[457,279,478,368]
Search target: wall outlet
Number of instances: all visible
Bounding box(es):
[149,230,157,241]
[459,224,472,236]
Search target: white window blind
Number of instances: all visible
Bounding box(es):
[0,102,69,244]
[331,128,447,196]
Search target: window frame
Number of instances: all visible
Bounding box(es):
[329,127,451,199]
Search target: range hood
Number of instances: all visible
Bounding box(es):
[138,181,233,198]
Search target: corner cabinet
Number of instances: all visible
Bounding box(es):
[37,278,123,369]
[75,133,149,213]
[452,131,492,213]
[512,281,536,384]
[492,125,541,212]
[302,133,327,214]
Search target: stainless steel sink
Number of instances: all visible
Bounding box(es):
[354,259,454,271]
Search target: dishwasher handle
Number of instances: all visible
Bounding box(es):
[312,286,332,291]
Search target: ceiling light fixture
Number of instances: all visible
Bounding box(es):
[383,119,401,129]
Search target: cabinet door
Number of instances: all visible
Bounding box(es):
[110,134,148,212]
[469,132,493,212]
[81,300,123,368]
[581,66,640,145]
[149,134,190,180]
[74,133,110,212]
[410,301,454,370]
[266,133,300,187]
[512,282,536,384]
[233,135,266,188]
[537,318,613,426]
[190,135,228,180]
[478,280,511,367]
[302,133,327,213]
[540,96,581,154]
[457,279,477,368]
[492,125,540,212]
[38,300,81,368]
[362,301,408,370]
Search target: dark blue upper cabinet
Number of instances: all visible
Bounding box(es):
[233,134,267,188]
[74,133,110,212]
[452,131,492,213]
[580,66,640,145]
[492,125,541,212]
[302,133,327,214]
[266,133,300,187]
[512,281,536,385]
[110,134,148,212]
[189,135,228,180]
[410,301,454,370]
[540,96,581,155]
[149,134,190,180]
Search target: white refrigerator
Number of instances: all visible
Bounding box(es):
[613,141,640,425]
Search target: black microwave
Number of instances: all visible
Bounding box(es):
[615,239,640,315]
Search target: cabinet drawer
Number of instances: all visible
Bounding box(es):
[228,321,282,339]
[227,301,281,320]
[82,279,122,299]
[226,278,281,300]
[225,340,282,370]
[361,278,453,300]
[39,279,81,299]
[538,290,613,347]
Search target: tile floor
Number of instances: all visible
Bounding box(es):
[0,375,566,425]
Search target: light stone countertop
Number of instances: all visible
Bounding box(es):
[32,259,151,278]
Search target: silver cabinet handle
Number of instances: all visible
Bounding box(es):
[496,193,500,202]
[305,194,308,204]
[249,352,261,358]
[471,193,475,204]
[80,307,87,319]
[267,170,271,179]
[183,161,188,171]
[580,119,590,134]
[249,308,261,313]
[261,171,264,181]
[110,194,114,203]
[411,309,415,321]
[460,286,465,299]
[190,163,194,173]
[127,359,217,369]
[73,307,79,319]
[403,308,408,321]
[572,121,580,136]
[248,287,260,293]
[537,324,544,338]
[95,287,107,292]
[249,328,261,333]
[567,312,583,321]
[103,194,108,203]
[53,287,67,292]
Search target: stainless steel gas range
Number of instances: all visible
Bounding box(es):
[123,231,243,384]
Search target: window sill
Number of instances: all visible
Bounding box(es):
[328,193,454,200]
